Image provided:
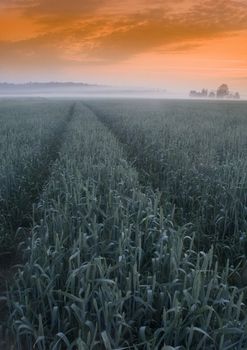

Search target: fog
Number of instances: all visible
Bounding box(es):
[0,83,246,100]
[0,83,183,99]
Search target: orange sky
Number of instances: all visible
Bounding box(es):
[0,0,247,95]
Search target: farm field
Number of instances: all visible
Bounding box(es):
[1,98,247,349]
[0,99,75,261]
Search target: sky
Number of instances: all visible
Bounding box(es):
[0,0,247,95]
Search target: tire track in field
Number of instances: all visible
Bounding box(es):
[0,102,76,345]
[83,103,159,190]
[84,103,246,265]
[0,103,75,266]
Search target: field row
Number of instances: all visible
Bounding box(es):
[2,101,247,349]
[85,99,247,263]
[0,100,75,262]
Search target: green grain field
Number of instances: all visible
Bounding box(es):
[0,98,247,349]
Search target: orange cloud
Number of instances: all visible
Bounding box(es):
[89,1,247,60]
[0,0,246,91]
[4,3,246,61]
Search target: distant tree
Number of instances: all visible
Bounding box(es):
[190,90,197,97]
[190,89,208,98]
[217,84,229,98]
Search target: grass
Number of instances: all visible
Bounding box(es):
[85,99,247,262]
[0,99,247,349]
[0,99,75,262]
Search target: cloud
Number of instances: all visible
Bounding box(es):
[0,0,33,9]
[0,0,247,68]
[78,1,247,61]
[0,0,104,12]
[0,34,64,68]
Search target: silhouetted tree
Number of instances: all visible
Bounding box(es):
[217,84,229,98]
